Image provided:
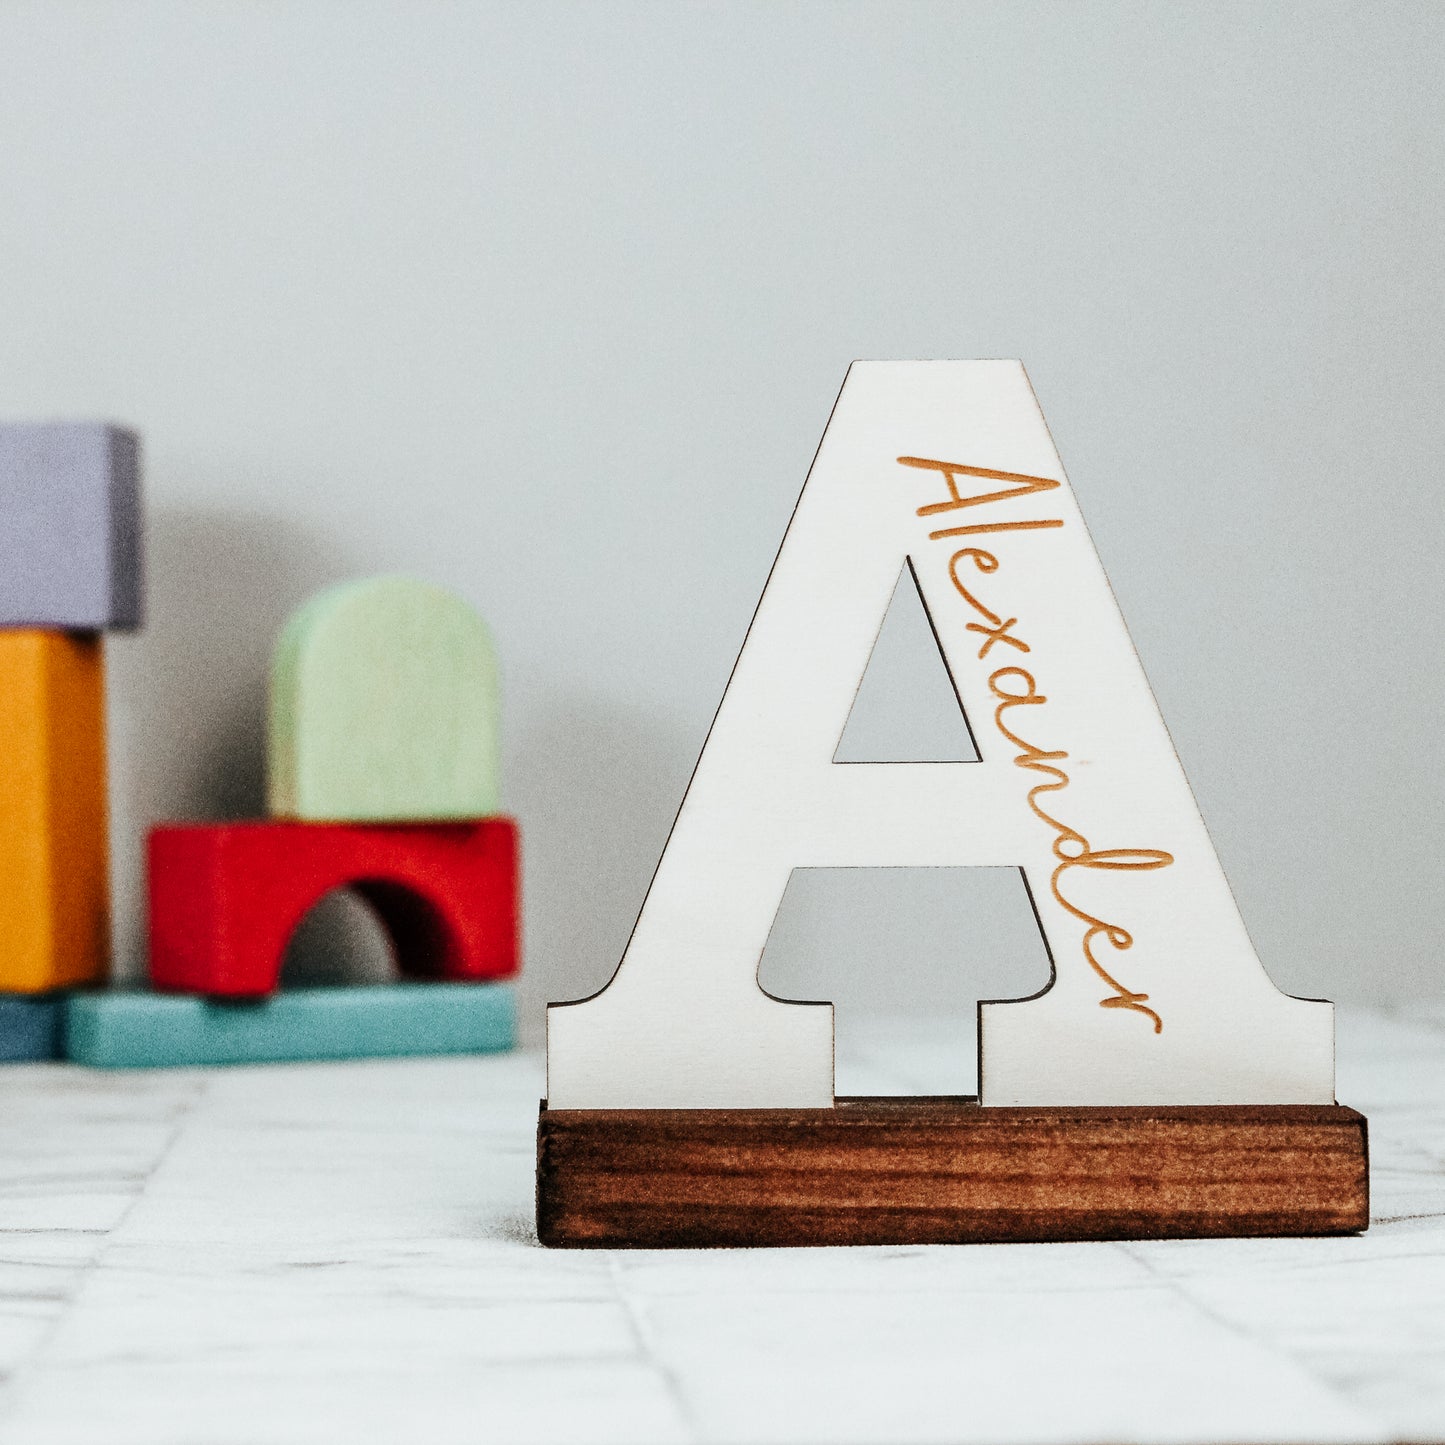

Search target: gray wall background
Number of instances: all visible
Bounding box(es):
[1,2,1440,1062]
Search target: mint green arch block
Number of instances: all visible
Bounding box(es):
[268,576,500,821]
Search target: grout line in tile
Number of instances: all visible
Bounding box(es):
[1116,1239,1391,1442]
[0,1073,213,1434]
[607,1254,705,1445]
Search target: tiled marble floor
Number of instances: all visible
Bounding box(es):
[0,1008,1441,1444]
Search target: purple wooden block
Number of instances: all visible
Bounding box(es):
[0,422,143,630]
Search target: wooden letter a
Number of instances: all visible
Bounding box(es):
[546,362,1333,1110]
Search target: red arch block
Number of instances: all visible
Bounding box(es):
[148,819,519,998]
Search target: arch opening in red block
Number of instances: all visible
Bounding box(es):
[148,818,520,999]
[278,878,463,985]
[281,887,403,989]
[349,878,460,981]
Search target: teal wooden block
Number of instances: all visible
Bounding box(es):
[0,992,64,1061]
[63,981,515,1068]
[268,576,501,822]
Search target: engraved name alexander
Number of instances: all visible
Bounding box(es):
[901,456,1173,1031]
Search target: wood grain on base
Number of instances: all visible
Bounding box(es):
[536,1098,1368,1248]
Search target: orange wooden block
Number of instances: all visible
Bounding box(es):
[0,631,110,992]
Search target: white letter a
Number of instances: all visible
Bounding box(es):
[546,362,1333,1109]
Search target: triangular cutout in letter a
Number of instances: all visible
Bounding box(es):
[834,560,979,764]
[546,362,1333,1111]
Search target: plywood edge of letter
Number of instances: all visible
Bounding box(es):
[535,1099,1368,1248]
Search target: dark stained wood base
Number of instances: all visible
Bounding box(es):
[536,1097,1369,1248]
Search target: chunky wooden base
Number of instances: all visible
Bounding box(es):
[536,1098,1368,1248]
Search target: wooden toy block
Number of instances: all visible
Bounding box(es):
[0,632,110,993]
[268,576,500,821]
[0,994,65,1062]
[537,1100,1369,1248]
[148,818,518,997]
[64,980,515,1068]
[0,422,142,629]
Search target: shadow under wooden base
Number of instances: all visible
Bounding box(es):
[536,1097,1369,1249]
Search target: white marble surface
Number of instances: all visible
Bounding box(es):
[0,1008,1441,1444]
